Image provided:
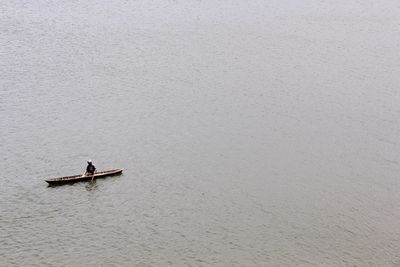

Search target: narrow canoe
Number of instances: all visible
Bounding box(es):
[45,169,123,185]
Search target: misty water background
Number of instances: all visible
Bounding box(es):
[1,0,400,266]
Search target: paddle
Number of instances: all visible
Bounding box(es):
[91,171,95,183]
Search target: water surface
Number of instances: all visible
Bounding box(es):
[1,0,400,266]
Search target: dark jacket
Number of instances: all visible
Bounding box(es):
[86,163,96,174]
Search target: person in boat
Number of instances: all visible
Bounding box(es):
[85,160,96,176]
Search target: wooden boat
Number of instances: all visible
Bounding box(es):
[45,169,123,185]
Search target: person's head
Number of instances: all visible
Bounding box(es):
[87,160,92,165]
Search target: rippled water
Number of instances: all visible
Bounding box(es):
[1,1,400,266]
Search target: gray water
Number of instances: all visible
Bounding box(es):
[1,1,400,266]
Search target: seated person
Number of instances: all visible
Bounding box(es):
[86,160,96,175]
